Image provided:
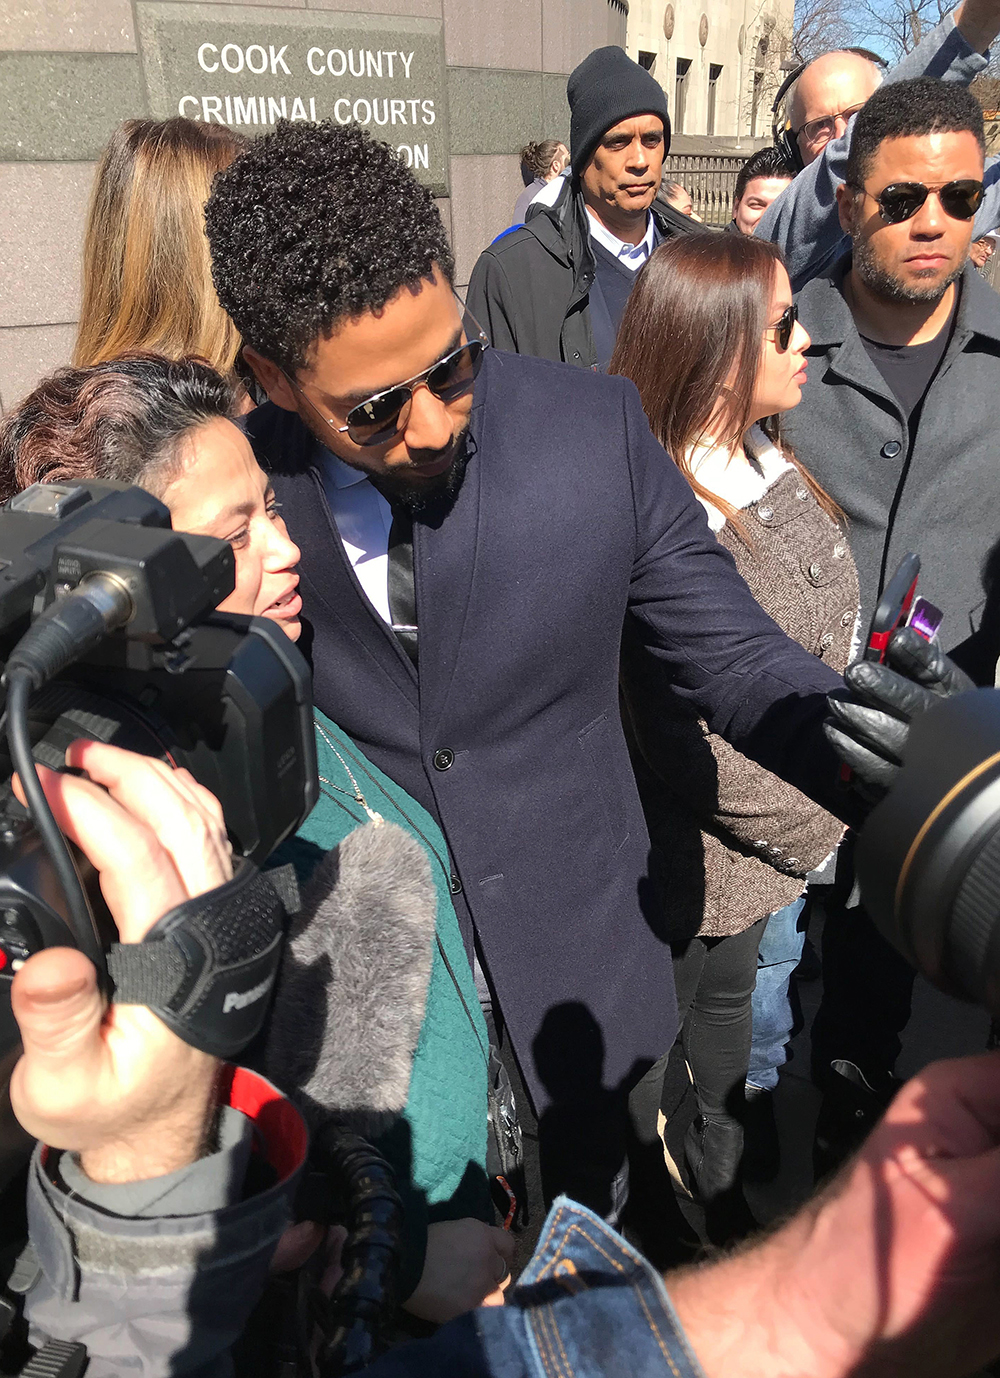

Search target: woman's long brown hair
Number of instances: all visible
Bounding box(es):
[609,233,842,536]
[74,119,247,377]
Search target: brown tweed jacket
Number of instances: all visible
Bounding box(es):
[624,466,859,940]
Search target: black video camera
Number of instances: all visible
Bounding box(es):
[0,480,317,1184]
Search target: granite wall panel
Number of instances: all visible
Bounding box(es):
[449,152,521,287]
[442,0,540,71]
[308,0,441,15]
[0,53,145,161]
[541,70,569,144]
[0,0,136,53]
[0,323,77,413]
[0,162,94,327]
[447,68,542,155]
[542,0,610,74]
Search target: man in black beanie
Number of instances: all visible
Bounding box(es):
[466,45,701,371]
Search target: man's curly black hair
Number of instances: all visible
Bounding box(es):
[205,121,455,374]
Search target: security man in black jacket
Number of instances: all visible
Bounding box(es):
[466,46,702,371]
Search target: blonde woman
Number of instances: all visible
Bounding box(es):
[74,119,248,393]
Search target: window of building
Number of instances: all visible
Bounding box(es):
[675,57,691,134]
[638,51,656,71]
[707,63,722,136]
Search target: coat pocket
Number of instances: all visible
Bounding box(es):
[578,712,631,855]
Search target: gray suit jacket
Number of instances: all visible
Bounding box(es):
[761,11,999,291]
[782,258,1000,681]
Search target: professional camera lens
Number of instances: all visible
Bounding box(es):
[856,689,1000,1015]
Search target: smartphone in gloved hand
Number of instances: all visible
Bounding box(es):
[864,552,942,663]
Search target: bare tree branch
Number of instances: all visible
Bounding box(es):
[793,0,858,60]
[847,0,948,59]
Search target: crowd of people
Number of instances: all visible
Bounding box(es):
[2,1,1000,1371]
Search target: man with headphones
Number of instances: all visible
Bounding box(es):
[759,0,1000,289]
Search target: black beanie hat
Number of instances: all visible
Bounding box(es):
[568,46,671,175]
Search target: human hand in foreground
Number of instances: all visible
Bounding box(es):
[404,1217,515,1323]
[670,1052,1000,1378]
[826,626,973,796]
[9,741,232,1184]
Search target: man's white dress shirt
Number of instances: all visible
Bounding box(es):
[317,445,393,626]
[585,209,656,271]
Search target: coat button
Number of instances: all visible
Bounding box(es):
[808,561,823,582]
[841,609,853,627]
[758,504,774,522]
[795,487,809,500]
[833,543,846,559]
[786,857,801,869]
[433,748,455,771]
[820,631,834,650]
[881,440,902,459]
[754,839,768,850]
[449,872,463,894]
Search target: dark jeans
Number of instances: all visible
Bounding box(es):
[671,916,768,1120]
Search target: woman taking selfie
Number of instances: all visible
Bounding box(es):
[0,354,509,1325]
[611,235,858,1241]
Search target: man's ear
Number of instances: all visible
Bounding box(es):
[836,182,855,236]
[242,347,300,413]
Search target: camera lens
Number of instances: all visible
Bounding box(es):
[856,689,1000,1015]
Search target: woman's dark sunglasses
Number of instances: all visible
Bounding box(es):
[867,178,984,225]
[766,302,798,353]
[339,335,487,447]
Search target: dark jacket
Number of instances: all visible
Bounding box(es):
[782,257,1000,681]
[465,178,698,369]
[249,350,844,1112]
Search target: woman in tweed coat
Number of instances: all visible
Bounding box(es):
[612,234,859,1242]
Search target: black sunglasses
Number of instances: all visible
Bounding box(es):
[303,332,487,448]
[766,302,798,353]
[863,178,984,225]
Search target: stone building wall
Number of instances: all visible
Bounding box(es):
[0,0,622,412]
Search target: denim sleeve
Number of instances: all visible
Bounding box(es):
[364,1198,707,1378]
[760,12,995,290]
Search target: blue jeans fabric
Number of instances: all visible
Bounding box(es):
[367,1198,706,1377]
[746,896,806,1092]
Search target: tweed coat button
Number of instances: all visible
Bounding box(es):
[841,609,853,626]
[795,486,809,500]
[808,561,823,582]
[833,543,847,559]
[881,440,902,459]
[820,631,834,650]
[433,748,455,771]
[786,857,801,869]
[754,839,768,850]
[758,504,774,522]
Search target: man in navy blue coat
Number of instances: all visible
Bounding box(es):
[205,122,939,1220]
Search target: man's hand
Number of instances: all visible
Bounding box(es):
[9,740,233,1183]
[403,1218,515,1323]
[670,1052,1000,1378]
[954,0,1000,56]
[825,626,973,795]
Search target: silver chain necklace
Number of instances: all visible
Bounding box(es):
[314,716,384,826]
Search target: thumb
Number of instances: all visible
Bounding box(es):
[10,947,104,1073]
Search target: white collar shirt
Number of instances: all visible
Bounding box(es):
[315,443,394,626]
[586,210,656,271]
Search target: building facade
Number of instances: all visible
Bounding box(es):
[626,0,793,143]
[0,0,626,413]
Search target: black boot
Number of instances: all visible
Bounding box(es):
[683,1114,758,1247]
[742,1085,780,1184]
[813,1059,898,1182]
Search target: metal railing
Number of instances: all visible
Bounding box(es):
[662,153,749,227]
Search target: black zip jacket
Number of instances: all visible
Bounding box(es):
[465,178,700,369]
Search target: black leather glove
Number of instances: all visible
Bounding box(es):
[825,625,974,796]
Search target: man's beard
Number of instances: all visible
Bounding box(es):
[852,233,962,305]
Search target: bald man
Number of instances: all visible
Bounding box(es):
[760,0,1000,288]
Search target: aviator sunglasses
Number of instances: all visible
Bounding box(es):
[766,302,798,353]
[290,304,490,448]
[859,178,984,225]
